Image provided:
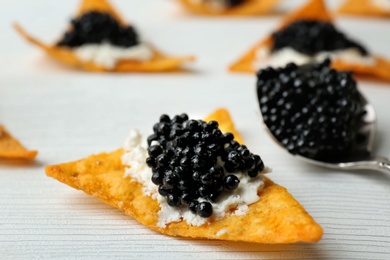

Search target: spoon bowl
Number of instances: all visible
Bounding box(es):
[258,90,390,173]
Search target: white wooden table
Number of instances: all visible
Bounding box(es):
[1,0,390,259]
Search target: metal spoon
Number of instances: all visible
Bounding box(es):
[258,91,390,173]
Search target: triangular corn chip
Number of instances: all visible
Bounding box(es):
[278,0,332,27]
[204,108,244,144]
[338,0,390,17]
[0,125,37,160]
[178,0,280,16]
[14,0,194,72]
[229,0,390,82]
[45,109,323,244]
[76,0,125,24]
[229,0,332,73]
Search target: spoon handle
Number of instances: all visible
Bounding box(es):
[336,156,390,173]
[373,157,390,173]
[356,157,390,173]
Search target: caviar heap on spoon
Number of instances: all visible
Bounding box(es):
[256,59,390,173]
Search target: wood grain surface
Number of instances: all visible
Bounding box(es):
[1,0,390,259]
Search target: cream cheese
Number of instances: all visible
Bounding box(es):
[373,0,390,10]
[122,129,158,198]
[216,229,228,236]
[121,129,269,228]
[254,46,376,69]
[74,42,153,69]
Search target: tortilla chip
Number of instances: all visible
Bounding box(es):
[204,108,244,144]
[332,56,390,81]
[229,0,332,73]
[278,0,332,29]
[76,0,126,24]
[178,0,280,16]
[0,125,37,160]
[229,0,390,82]
[14,0,194,72]
[338,0,390,17]
[229,37,272,73]
[45,109,323,244]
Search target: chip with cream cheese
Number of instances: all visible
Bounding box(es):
[14,0,194,72]
[229,0,390,82]
[45,108,323,244]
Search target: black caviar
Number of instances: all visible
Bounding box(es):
[57,11,139,48]
[146,114,264,218]
[272,20,368,56]
[257,59,365,162]
[226,0,246,7]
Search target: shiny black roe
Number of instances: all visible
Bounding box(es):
[57,11,139,48]
[226,0,246,7]
[257,59,365,162]
[272,20,368,56]
[146,114,265,218]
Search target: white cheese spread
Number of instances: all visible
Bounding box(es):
[121,129,269,228]
[216,229,228,236]
[254,46,376,70]
[373,0,390,10]
[74,42,153,69]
